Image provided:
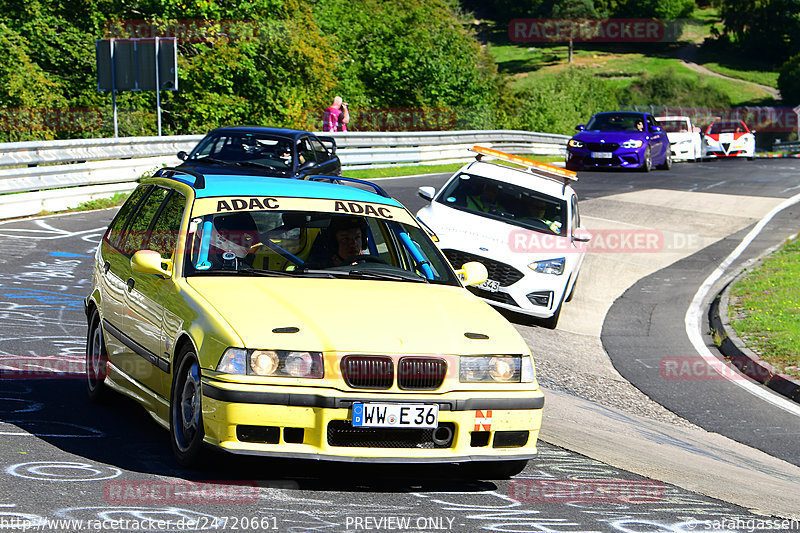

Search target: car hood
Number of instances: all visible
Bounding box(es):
[572,130,648,143]
[418,203,577,267]
[186,277,527,354]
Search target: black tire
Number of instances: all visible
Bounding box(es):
[657,149,672,170]
[639,147,652,172]
[565,160,578,171]
[86,309,109,402]
[461,459,528,479]
[170,347,206,467]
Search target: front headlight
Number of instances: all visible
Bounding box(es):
[217,348,324,378]
[460,355,521,383]
[621,139,643,148]
[529,257,565,275]
[568,139,583,148]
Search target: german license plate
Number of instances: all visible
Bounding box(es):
[352,403,438,428]
[591,152,612,159]
[477,278,500,292]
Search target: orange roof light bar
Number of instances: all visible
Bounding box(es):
[470,145,578,182]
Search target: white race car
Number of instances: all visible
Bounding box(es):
[656,115,702,161]
[701,120,756,160]
[417,147,591,329]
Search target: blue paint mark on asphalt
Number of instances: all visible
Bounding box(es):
[0,287,85,309]
[49,252,89,258]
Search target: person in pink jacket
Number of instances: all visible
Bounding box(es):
[323,96,350,132]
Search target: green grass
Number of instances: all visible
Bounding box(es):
[728,235,800,378]
[487,6,779,108]
[343,163,465,180]
[68,192,130,212]
[343,155,565,180]
[492,45,775,106]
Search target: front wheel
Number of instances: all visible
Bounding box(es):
[639,147,652,172]
[170,348,206,467]
[86,309,108,402]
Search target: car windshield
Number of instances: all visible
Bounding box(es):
[435,173,566,235]
[658,119,689,133]
[190,133,293,173]
[586,113,646,132]
[183,209,459,286]
[708,122,746,134]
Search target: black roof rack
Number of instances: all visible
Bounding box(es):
[154,167,206,190]
[305,175,391,198]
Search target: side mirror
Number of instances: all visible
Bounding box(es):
[177,151,188,161]
[652,126,663,133]
[575,124,586,131]
[131,250,172,278]
[455,261,488,287]
[573,228,592,243]
[418,186,436,201]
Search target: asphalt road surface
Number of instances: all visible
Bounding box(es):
[1,158,799,532]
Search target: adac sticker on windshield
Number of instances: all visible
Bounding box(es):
[192,197,415,224]
[334,201,393,219]
[216,197,279,212]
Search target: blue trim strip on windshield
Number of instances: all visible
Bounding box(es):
[397,231,435,280]
[196,219,213,270]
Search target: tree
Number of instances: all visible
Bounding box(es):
[779,53,800,105]
[718,0,800,65]
[550,0,599,64]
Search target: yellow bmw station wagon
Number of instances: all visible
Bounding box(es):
[85,169,544,477]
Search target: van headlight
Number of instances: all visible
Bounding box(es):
[217,348,323,378]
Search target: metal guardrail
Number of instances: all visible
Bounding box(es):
[772,140,800,153]
[0,130,569,219]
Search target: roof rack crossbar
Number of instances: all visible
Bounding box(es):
[470,146,577,185]
[306,175,391,198]
[154,167,206,190]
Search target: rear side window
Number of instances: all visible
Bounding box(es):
[148,191,187,259]
[119,187,170,256]
[310,137,329,162]
[105,185,151,249]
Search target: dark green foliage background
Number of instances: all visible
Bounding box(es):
[0,0,783,140]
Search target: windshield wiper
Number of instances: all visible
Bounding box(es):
[347,269,429,283]
[236,160,281,171]
[193,156,237,166]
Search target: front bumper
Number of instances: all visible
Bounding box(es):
[201,380,544,462]
[467,281,565,319]
[566,148,645,169]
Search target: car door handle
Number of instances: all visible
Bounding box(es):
[103,261,111,274]
[126,278,135,292]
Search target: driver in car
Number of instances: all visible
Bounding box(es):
[330,216,367,266]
